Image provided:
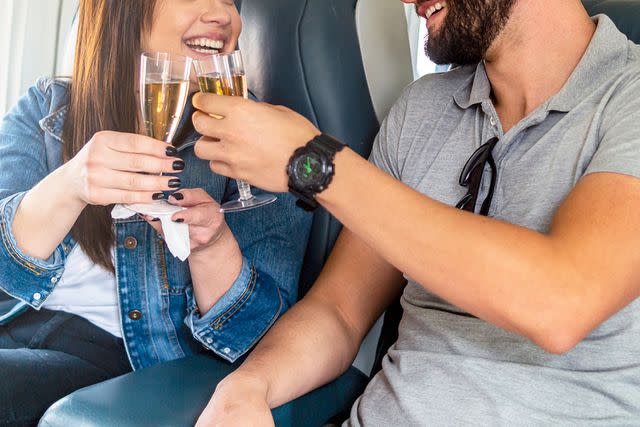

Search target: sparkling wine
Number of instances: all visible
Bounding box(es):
[197,73,247,98]
[142,80,190,142]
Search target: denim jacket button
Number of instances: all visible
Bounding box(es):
[33,292,41,301]
[124,236,138,250]
[128,310,142,320]
[206,338,213,344]
[223,347,231,354]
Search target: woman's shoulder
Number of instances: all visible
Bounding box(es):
[32,77,71,114]
[0,77,71,143]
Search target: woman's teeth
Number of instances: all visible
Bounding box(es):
[185,38,224,54]
[425,1,447,20]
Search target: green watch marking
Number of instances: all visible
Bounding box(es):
[304,157,313,175]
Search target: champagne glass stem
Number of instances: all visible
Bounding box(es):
[237,180,254,201]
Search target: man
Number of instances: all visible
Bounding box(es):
[192,0,640,424]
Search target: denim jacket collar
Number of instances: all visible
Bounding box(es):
[39,105,68,143]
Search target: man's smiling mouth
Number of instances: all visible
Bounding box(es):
[425,1,447,20]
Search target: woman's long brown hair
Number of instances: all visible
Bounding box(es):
[63,0,157,271]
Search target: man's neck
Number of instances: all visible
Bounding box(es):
[484,0,596,132]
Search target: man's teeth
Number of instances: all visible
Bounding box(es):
[185,38,224,53]
[425,1,447,20]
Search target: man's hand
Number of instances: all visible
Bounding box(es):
[192,93,320,192]
[195,374,274,427]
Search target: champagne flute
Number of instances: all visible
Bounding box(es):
[139,52,192,207]
[193,51,277,213]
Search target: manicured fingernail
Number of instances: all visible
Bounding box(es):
[168,178,181,189]
[171,192,184,200]
[165,146,178,157]
[173,160,185,171]
[152,193,165,200]
[174,218,184,223]
[152,218,160,222]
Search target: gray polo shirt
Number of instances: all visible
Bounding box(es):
[348,15,640,426]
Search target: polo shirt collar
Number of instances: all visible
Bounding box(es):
[453,14,630,112]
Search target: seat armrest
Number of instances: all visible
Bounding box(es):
[39,355,367,427]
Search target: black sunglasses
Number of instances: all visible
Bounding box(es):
[455,137,498,216]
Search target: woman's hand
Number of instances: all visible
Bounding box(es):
[143,188,228,253]
[63,130,184,206]
[195,374,274,427]
[192,94,320,193]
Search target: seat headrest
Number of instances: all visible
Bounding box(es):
[583,0,640,43]
[355,0,414,123]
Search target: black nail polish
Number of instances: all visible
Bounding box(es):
[168,179,181,189]
[172,192,184,200]
[174,218,184,223]
[172,160,185,171]
[165,146,178,157]
[152,193,165,200]
[152,218,160,222]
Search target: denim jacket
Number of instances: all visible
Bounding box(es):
[0,78,312,369]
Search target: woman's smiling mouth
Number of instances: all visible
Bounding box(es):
[185,37,224,54]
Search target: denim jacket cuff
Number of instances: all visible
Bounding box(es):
[0,192,69,308]
[185,257,283,362]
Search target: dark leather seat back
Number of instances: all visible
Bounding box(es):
[583,0,640,43]
[237,0,380,295]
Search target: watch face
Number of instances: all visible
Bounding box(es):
[294,152,324,186]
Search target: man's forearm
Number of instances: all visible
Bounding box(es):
[317,149,635,352]
[222,294,359,408]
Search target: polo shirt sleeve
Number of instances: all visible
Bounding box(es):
[585,75,640,179]
[368,84,413,180]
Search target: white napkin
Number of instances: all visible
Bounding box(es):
[111,202,190,261]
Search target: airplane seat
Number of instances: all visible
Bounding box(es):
[40,0,396,426]
[38,0,640,426]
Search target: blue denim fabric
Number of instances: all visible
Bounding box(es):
[0,78,312,369]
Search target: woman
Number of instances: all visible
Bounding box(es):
[0,0,311,425]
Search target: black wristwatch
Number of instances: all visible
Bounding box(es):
[287,133,346,211]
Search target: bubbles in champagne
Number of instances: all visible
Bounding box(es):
[197,73,247,98]
[142,80,190,142]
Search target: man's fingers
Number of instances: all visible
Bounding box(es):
[209,161,234,178]
[192,92,247,116]
[194,137,233,163]
[192,111,231,140]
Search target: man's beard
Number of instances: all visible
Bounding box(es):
[425,0,517,65]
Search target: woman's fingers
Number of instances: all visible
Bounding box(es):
[171,203,223,227]
[104,132,178,158]
[100,152,185,174]
[167,188,213,207]
[84,188,161,205]
[142,215,164,236]
[89,168,181,192]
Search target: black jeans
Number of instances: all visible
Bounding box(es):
[0,308,131,426]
